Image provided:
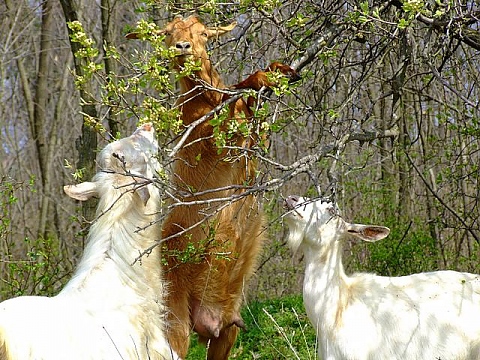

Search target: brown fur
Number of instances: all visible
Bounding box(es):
[141,15,299,360]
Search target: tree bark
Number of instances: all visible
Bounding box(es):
[101,0,119,136]
[34,0,55,239]
[60,0,98,223]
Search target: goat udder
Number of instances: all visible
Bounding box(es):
[191,302,222,338]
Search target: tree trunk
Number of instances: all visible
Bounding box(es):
[60,0,98,223]
[34,0,55,240]
[101,0,119,136]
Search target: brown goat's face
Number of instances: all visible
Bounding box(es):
[163,16,235,67]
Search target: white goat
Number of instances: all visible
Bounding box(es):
[284,195,480,360]
[0,124,179,360]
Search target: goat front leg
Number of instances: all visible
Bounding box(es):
[231,62,300,91]
[221,62,300,109]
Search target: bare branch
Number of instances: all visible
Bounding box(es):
[291,22,344,72]
[405,152,480,244]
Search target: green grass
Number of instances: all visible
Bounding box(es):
[186,294,317,359]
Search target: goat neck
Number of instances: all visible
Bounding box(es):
[62,181,161,302]
[177,58,225,119]
[301,216,351,339]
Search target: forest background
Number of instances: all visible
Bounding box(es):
[1,0,479,313]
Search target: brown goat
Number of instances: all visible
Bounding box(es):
[129,15,299,360]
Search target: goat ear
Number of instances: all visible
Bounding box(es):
[135,186,150,206]
[64,182,98,201]
[207,22,237,38]
[346,224,390,242]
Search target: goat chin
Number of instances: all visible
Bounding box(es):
[285,195,480,360]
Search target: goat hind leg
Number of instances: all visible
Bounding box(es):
[166,292,191,359]
[206,325,239,360]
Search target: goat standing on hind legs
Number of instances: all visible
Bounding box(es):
[0,124,179,360]
[128,15,299,360]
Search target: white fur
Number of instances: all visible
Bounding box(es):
[0,124,180,360]
[284,196,480,360]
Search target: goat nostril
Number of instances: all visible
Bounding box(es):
[176,42,191,50]
[286,195,300,209]
[290,195,300,203]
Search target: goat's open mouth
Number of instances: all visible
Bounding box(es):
[283,195,305,219]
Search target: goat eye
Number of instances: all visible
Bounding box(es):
[328,206,336,216]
